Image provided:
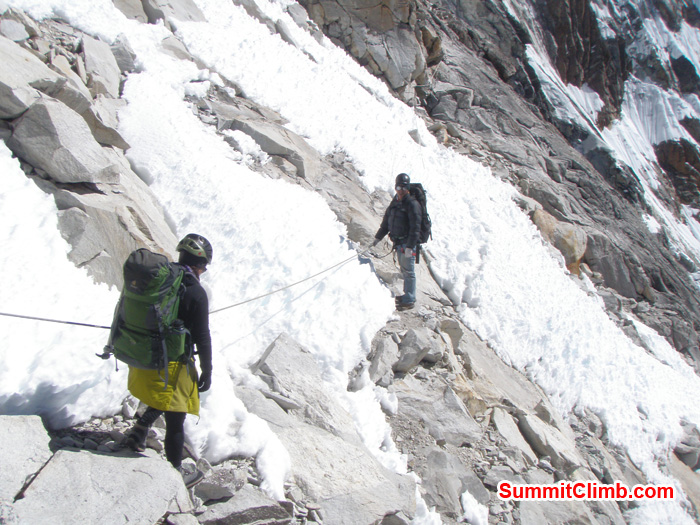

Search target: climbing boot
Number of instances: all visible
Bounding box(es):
[177,464,205,488]
[123,423,148,452]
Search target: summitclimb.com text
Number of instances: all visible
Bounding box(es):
[498,481,675,501]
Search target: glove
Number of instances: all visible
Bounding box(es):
[402,246,416,256]
[198,370,212,392]
[371,238,380,247]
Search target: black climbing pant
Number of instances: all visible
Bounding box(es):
[137,407,188,468]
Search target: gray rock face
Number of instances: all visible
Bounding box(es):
[670,454,700,521]
[368,336,400,386]
[256,334,361,441]
[518,412,584,474]
[394,374,482,446]
[213,96,323,184]
[299,0,427,93]
[276,423,415,524]
[366,28,426,90]
[81,35,122,98]
[110,37,139,74]
[458,329,543,412]
[12,449,193,524]
[249,334,417,524]
[416,447,488,518]
[8,97,120,184]
[113,0,148,22]
[1,416,193,525]
[491,408,537,466]
[0,12,177,288]
[656,138,700,207]
[80,95,130,149]
[0,416,52,502]
[394,327,444,373]
[0,35,63,118]
[198,484,291,525]
[0,18,27,41]
[48,160,178,288]
[142,0,206,31]
[518,497,598,525]
[584,232,638,299]
[48,54,92,114]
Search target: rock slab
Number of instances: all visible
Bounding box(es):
[0,415,52,502]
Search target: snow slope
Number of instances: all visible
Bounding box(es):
[2,0,700,521]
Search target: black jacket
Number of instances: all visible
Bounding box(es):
[179,272,212,374]
[375,194,422,248]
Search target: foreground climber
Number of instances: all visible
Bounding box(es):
[373,173,422,310]
[123,233,214,488]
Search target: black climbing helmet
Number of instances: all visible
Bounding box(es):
[395,173,410,188]
[176,233,213,265]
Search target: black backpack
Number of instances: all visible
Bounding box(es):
[409,183,432,244]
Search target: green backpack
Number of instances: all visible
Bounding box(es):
[101,249,190,373]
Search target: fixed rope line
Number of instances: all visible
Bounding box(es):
[208,247,387,315]
[0,311,110,330]
[222,249,358,347]
[0,247,393,329]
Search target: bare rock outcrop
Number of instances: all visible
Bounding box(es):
[0,415,193,525]
[8,97,121,184]
[0,16,176,287]
[248,333,417,524]
[0,416,52,503]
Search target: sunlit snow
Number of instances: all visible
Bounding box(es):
[2,0,700,522]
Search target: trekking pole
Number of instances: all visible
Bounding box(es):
[0,311,110,329]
